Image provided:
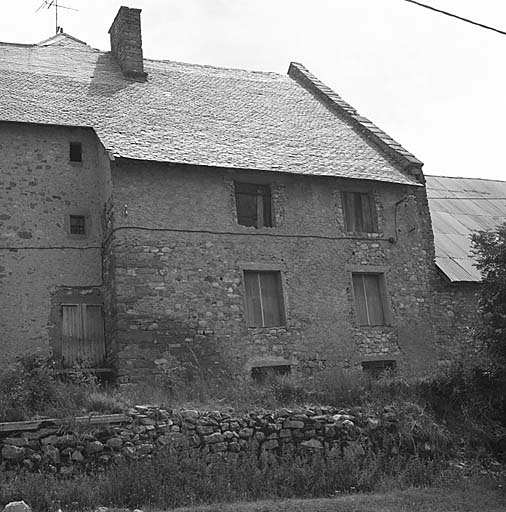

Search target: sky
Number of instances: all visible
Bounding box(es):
[1,0,505,181]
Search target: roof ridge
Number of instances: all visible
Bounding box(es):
[145,57,285,77]
[287,62,424,182]
[37,32,90,47]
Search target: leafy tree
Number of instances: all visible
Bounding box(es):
[471,222,506,363]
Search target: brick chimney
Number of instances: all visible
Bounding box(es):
[108,6,147,80]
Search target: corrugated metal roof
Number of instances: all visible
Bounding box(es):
[426,175,506,282]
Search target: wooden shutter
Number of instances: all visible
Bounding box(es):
[260,272,284,326]
[62,305,82,367]
[343,192,357,232]
[244,271,263,326]
[343,192,376,233]
[235,182,259,227]
[83,305,106,366]
[260,185,273,228]
[352,274,385,326]
[61,304,105,367]
[363,275,384,325]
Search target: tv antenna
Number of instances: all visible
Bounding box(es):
[35,0,78,34]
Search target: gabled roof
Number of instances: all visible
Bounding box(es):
[426,175,506,282]
[0,33,422,185]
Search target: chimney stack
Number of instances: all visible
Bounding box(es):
[109,6,147,80]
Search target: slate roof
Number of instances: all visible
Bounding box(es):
[426,175,506,282]
[0,33,421,185]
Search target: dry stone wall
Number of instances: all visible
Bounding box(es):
[0,405,410,474]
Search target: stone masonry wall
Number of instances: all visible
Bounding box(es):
[109,160,437,382]
[0,405,431,474]
[0,123,111,366]
[431,279,480,364]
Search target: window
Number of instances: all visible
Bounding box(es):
[69,215,86,235]
[61,304,105,367]
[352,273,389,326]
[244,271,285,327]
[235,182,273,228]
[362,360,396,378]
[342,191,377,233]
[251,365,291,382]
[69,142,82,162]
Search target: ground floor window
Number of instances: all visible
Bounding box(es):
[243,270,285,327]
[352,273,391,326]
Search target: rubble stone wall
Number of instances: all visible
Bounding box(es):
[109,161,437,382]
[0,405,413,474]
[0,123,111,366]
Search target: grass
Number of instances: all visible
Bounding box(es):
[167,485,506,512]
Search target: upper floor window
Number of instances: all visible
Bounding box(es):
[244,270,285,327]
[342,191,377,233]
[69,141,82,162]
[69,215,86,235]
[352,273,390,326]
[235,182,273,228]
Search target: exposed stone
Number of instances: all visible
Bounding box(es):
[283,420,305,429]
[262,439,279,450]
[1,445,24,461]
[2,501,31,512]
[181,409,199,420]
[4,437,28,447]
[238,427,254,439]
[86,441,105,453]
[71,450,84,462]
[301,439,323,450]
[106,437,123,450]
[203,433,223,444]
[43,445,60,464]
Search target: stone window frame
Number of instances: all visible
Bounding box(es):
[226,173,285,229]
[346,264,393,327]
[64,208,92,240]
[239,262,289,329]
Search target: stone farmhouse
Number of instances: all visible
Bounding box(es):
[0,6,467,382]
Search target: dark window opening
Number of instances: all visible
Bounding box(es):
[251,365,291,382]
[61,304,105,367]
[70,142,82,162]
[361,360,396,379]
[70,215,86,235]
[244,270,285,327]
[235,182,273,228]
[352,273,389,326]
[342,191,377,233]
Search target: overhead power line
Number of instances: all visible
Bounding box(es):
[403,0,506,36]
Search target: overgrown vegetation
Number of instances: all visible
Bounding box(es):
[2,223,506,510]
[0,354,124,422]
[0,445,485,512]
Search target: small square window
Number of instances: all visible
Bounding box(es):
[244,270,285,327]
[69,215,86,235]
[352,273,390,326]
[342,192,377,233]
[235,182,273,228]
[70,142,82,162]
